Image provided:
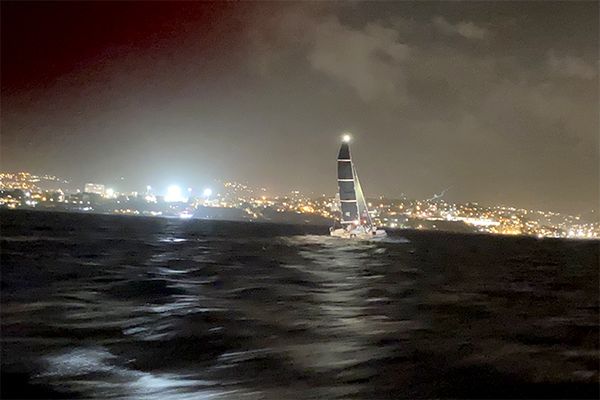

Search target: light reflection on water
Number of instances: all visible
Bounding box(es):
[41,347,226,400]
[1,212,598,399]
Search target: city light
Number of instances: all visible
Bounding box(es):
[0,171,598,239]
[165,185,186,203]
[179,211,193,219]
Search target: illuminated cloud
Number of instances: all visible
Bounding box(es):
[432,16,489,40]
[249,7,410,103]
[307,17,410,103]
[547,51,597,80]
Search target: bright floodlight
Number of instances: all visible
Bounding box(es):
[342,133,352,143]
[203,188,213,197]
[165,185,186,203]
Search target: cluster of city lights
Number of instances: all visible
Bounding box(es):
[163,185,212,203]
[1,171,598,239]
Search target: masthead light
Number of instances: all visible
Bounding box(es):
[342,133,352,143]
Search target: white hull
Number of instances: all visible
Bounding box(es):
[330,227,387,240]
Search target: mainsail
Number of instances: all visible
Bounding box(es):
[337,142,358,224]
[337,140,373,228]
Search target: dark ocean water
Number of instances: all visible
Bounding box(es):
[1,210,598,399]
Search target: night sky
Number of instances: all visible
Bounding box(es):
[2,1,598,213]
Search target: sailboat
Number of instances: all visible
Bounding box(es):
[330,134,387,239]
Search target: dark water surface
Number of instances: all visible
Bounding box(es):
[1,210,598,399]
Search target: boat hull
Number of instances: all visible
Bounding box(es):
[330,227,387,240]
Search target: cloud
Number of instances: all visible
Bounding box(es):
[433,16,488,40]
[307,18,410,103]
[547,51,597,80]
[248,8,411,104]
[244,6,597,211]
